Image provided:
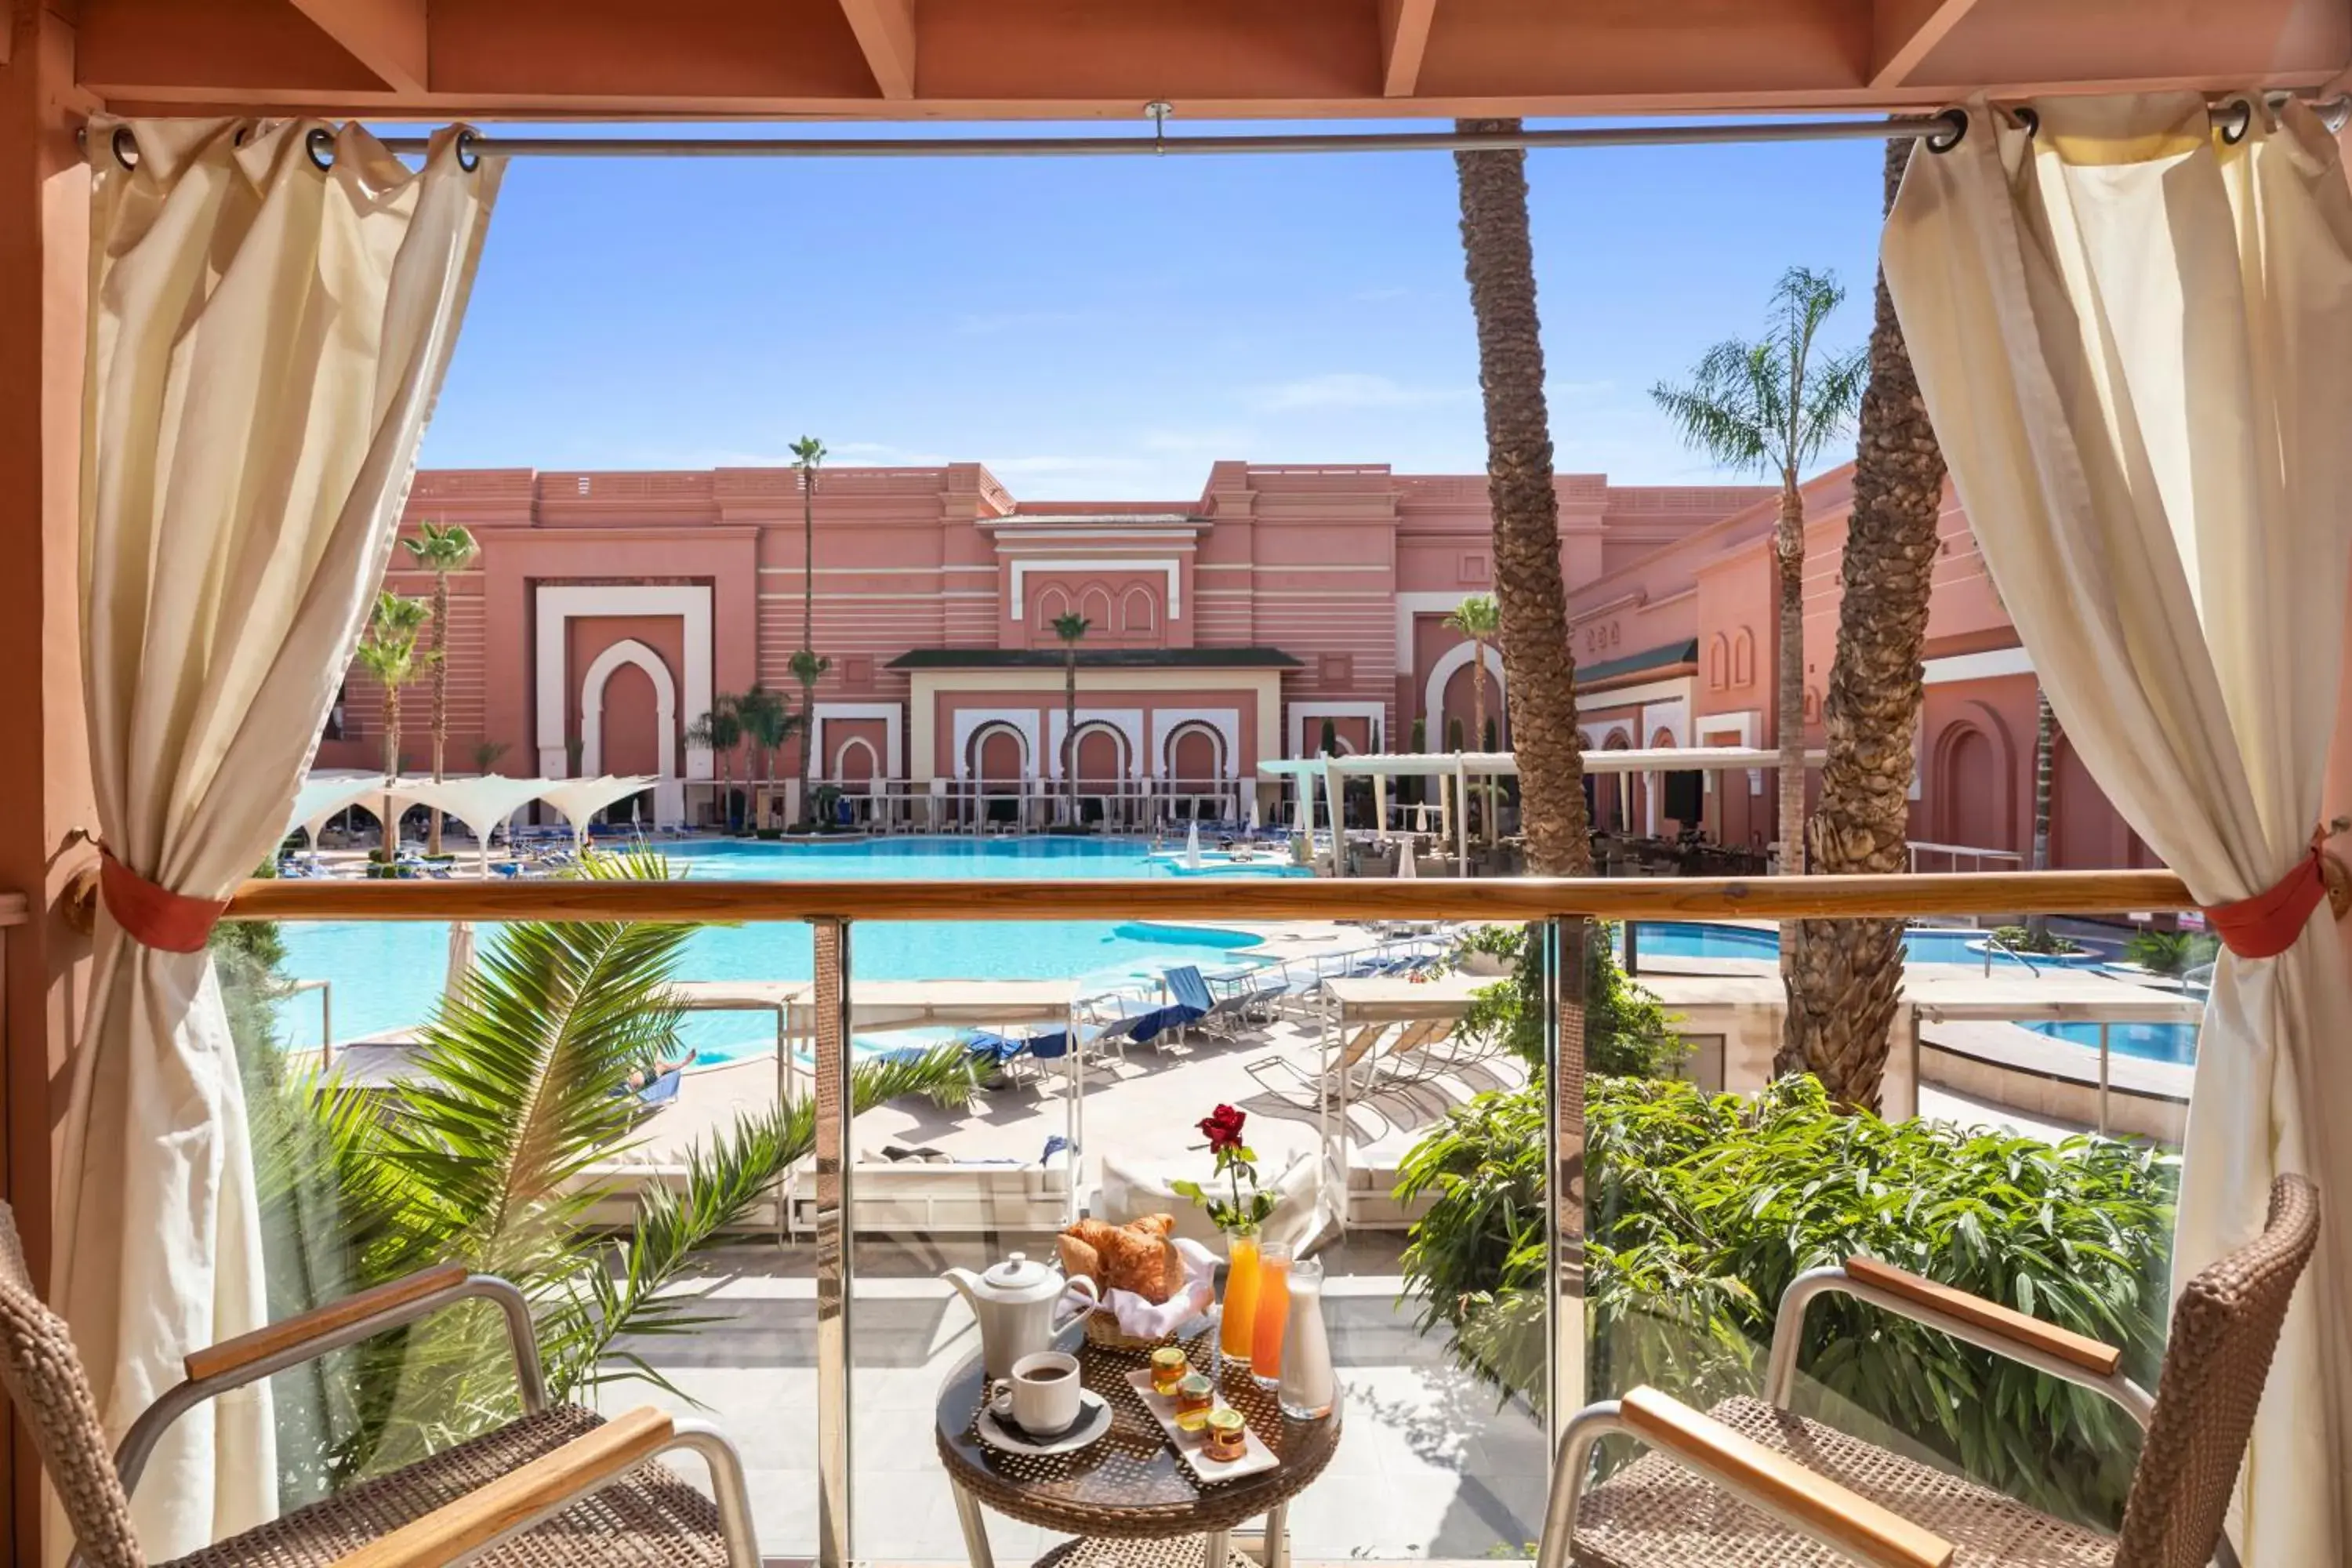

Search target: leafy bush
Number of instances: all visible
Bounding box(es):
[1451,922,1686,1078]
[1991,922,2085,956]
[1585,1076,2176,1526]
[2124,928,2217,977]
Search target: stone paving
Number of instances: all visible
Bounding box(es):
[596,1232,1552,1564]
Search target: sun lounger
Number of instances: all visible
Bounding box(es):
[784,1138,1075,1236]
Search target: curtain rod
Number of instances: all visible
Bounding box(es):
[363,94,2348,162]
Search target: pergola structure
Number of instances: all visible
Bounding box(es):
[9,5,2352,1565]
[1262,746,1825,873]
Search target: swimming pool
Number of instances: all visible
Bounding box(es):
[1620,921,2102,970]
[274,837,1276,1062]
[2017,1019,2200,1065]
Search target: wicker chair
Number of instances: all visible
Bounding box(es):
[1540,1174,2320,1568]
[0,1204,758,1568]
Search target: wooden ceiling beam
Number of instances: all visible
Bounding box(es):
[287,0,429,96]
[1868,0,1984,89]
[837,0,917,100]
[1379,0,1439,99]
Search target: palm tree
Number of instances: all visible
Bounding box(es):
[790,436,830,826]
[2026,689,2057,946]
[1453,122,1591,880]
[354,590,431,856]
[1052,612,1090,827]
[685,695,745,831]
[471,739,510,775]
[1777,139,1952,1112]
[1653,267,1866,877]
[735,684,797,829]
[402,520,477,855]
[1446,593,1502,843]
[263,851,975,1480]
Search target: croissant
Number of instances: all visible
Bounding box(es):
[1056,1232,1103,1290]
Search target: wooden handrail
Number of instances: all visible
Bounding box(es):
[223,869,2192,924]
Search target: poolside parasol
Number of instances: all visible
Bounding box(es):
[444,919,477,1007]
[1184,818,1203,869]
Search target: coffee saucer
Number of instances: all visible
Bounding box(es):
[976,1389,1112,1457]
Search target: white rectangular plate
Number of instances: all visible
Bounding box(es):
[1124,1367,1279,1483]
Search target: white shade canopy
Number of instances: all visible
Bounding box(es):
[285,771,387,843]
[538,775,660,840]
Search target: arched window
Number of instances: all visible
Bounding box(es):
[1033,585,1072,635]
[833,735,880,784]
[1706,633,1729,691]
[1166,723,1225,783]
[1078,584,1114,633]
[1731,627,1756,687]
[1120,584,1157,637]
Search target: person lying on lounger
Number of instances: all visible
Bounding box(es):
[624,1051,695,1092]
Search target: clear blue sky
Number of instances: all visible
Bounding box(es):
[419,120,1890,499]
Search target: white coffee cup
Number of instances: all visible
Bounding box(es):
[989,1350,1083,1437]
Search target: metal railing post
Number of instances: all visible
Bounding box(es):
[2097,1021,2112,1137]
[1546,916,1590,1458]
[812,916,855,1568]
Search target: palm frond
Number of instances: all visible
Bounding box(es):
[1795,343,1870,469]
[1651,337,1780,474]
[541,1043,979,1401]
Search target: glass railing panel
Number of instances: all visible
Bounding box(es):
[1584,907,2194,1537]
[833,908,1555,1561]
[228,898,820,1559]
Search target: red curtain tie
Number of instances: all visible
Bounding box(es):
[2204,841,2329,961]
[99,851,229,953]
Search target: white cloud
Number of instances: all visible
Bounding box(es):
[1242,372,1470,413]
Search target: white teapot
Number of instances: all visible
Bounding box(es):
[942,1251,1099,1380]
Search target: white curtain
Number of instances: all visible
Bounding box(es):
[1883,94,2352,1563]
[56,118,499,1561]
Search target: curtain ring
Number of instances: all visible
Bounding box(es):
[2219,96,2254,145]
[455,128,481,172]
[1923,107,1968,154]
[2011,105,2040,140]
[110,126,140,171]
[306,126,336,171]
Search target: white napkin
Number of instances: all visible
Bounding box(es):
[1064,1236,1219,1339]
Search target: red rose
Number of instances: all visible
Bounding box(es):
[1197,1104,1247,1153]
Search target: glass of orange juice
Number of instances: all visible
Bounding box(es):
[1250,1243,1292,1388]
[1219,1232,1261,1370]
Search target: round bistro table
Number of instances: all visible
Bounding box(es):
[934,1318,1342,1568]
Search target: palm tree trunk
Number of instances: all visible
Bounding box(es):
[1064,651,1078,828]
[1773,479,1807,873]
[382,687,401,857]
[2026,690,2056,943]
[1454,122,1590,880]
[800,476,818,828]
[1779,131,1951,1112]
[427,573,448,856]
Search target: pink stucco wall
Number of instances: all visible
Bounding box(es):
[328,456,2146,858]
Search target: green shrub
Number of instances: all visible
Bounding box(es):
[1585,1076,2176,1526]
[1450,922,1686,1078]
[1991,922,2085,956]
[2124,928,2216,976]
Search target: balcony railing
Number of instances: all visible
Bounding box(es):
[215,868,2199,1564]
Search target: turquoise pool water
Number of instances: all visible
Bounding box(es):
[1621,921,2092,970]
[2018,1019,2200,1065]
[275,837,1273,1062]
[1617,921,2193,1063]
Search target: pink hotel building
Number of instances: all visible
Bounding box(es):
[316,459,2158,870]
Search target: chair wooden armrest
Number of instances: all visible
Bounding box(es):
[185,1261,468,1381]
[1842,1256,2122,1377]
[1618,1387,1955,1568]
[118,1261,547,1504]
[328,1406,677,1568]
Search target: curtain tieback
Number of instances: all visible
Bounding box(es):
[2204,824,2352,960]
[98,850,230,953]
